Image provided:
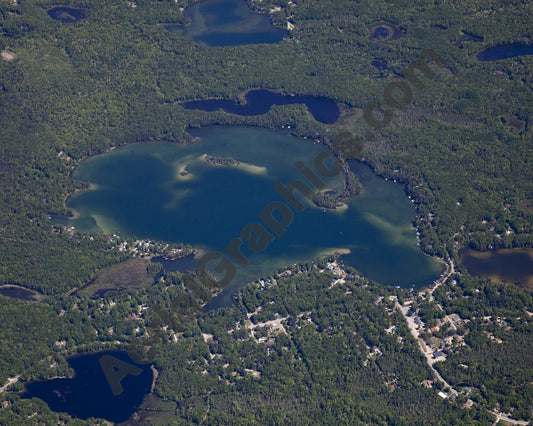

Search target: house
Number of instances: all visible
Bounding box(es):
[433,351,445,359]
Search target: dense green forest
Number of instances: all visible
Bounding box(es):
[0,0,532,423]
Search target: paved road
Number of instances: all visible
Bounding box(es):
[427,257,455,301]
[396,301,458,396]
[395,257,531,425]
[0,375,20,393]
[491,412,530,425]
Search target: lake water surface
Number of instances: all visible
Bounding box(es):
[165,0,287,46]
[66,127,442,305]
[181,89,340,124]
[459,248,533,289]
[0,285,41,301]
[477,44,533,61]
[22,351,152,423]
[47,6,85,23]
[152,253,197,272]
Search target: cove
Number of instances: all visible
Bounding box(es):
[181,89,340,124]
[164,0,287,46]
[22,350,153,423]
[151,253,198,272]
[66,126,442,307]
[459,248,533,289]
[477,44,533,61]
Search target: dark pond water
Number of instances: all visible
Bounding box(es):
[459,248,533,289]
[0,285,41,301]
[371,60,388,70]
[181,89,340,124]
[65,126,442,309]
[372,27,391,40]
[22,351,152,423]
[47,6,85,23]
[368,22,404,41]
[152,253,197,272]
[477,44,533,61]
[165,0,287,46]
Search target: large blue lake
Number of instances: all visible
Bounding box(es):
[66,127,442,306]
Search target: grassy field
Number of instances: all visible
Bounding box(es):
[79,258,157,298]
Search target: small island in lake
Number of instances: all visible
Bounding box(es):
[312,189,343,210]
[202,154,240,167]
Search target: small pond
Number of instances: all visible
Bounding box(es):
[371,60,388,70]
[0,285,41,301]
[368,22,404,41]
[22,350,152,423]
[477,44,533,61]
[459,248,533,289]
[165,0,287,46]
[47,6,85,23]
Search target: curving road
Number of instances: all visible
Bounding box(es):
[0,375,20,393]
[395,256,530,425]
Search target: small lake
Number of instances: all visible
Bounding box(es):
[65,126,442,308]
[459,248,533,289]
[368,22,404,41]
[0,285,41,301]
[47,6,85,23]
[22,351,152,423]
[477,44,533,61]
[181,89,340,124]
[165,0,287,46]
